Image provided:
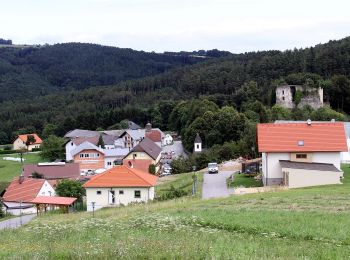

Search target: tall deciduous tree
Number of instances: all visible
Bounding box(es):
[40,135,65,161]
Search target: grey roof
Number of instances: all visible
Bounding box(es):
[100,130,125,137]
[128,121,142,130]
[104,148,129,158]
[126,137,161,160]
[102,134,119,145]
[279,160,341,172]
[71,141,105,156]
[194,133,202,143]
[64,129,99,138]
[125,129,146,140]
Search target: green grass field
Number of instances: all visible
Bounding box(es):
[0,166,350,258]
[0,153,44,193]
[228,173,263,188]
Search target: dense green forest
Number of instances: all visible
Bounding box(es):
[1,37,350,149]
[0,43,206,102]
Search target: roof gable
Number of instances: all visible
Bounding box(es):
[257,123,347,152]
[83,165,158,188]
[3,178,47,203]
[71,141,105,156]
[17,134,42,144]
[127,137,161,160]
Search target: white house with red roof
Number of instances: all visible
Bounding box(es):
[83,165,158,211]
[257,121,347,188]
[2,177,55,215]
[13,133,42,151]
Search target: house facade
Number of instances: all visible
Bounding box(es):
[2,177,55,215]
[83,165,157,211]
[123,137,162,174]
[257,122,347,188]
[71,142,105,173]
[13,134,42,151]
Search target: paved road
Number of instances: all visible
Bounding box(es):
[0,214,36,230]
[202,171,235,199]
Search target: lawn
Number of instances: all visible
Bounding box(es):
[0,166,350,258]
[228,173,263,188]
[0,153,45,193]
[156,171,204,199]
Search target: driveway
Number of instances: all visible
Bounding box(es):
[0,214,36,230]
[202,171,235,199]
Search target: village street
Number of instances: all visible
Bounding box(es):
[202,171,235,199]
[0,214,36,230]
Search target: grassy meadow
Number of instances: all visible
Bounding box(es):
[0,153,45,193]
[0,166,350,258]
[228,173,263,188]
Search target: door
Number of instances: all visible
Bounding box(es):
[109,190,115,204]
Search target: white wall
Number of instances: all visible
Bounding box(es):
[86,187,154,211]
[312,152,341,170]
[38,180,56,196]
[104,156,117,169]
[262,152,290,182]
[65,141,77,161]
[341,138,350,163]
[285,168,343,188]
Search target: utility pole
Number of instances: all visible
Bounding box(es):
[91,202,95,218]
[192,166,197,195]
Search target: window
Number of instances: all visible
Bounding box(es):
[297,140,304,146]
[134,190,141,198]
[119,190,124,195]
[79,154,84,158]
[96,190,101,195]
[282,90,285,95]
[196,144,199,149]
[282,97,285,101]
[107,162,112,166]
[296,154,307,159]
[71,142,74,146]
[97,153,100,157]
[84,153,89,158]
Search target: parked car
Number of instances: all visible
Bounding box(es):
[208,162,218,174]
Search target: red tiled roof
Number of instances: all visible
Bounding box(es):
[2,178,46,203]
[145,129,162,142]
[23,163,80,180]
[83,165,158,188]
[257,123,348,152]
[31,196,77,205]
[17,134,42,144]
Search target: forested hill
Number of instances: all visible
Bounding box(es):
[1,37,350,144]
[0,43,207,102]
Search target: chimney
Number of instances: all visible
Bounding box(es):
[19,175,24,184]
[146,122,152,132]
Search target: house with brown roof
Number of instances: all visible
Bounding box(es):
[257,121,347,188]
[13,134,42,151]
[2,177,55,215]
[123,137,162,174]
[83,165,158,211]
[23,162,80,180]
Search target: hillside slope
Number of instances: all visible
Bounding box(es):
[1,166,350,258]
[0,37,350,142]
[0,43,206,102]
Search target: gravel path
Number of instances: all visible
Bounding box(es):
[202,171,235,199]
[0,214,36,230]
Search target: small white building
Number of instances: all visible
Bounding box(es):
[257,121,347,188]
[162,134,173,146]
[2,177,55,215]
[194,133,202,153]
[83,165,158,211]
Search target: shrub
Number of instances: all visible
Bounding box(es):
[31,148,41,152]
[148,164,156,175]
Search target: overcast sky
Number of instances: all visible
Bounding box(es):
[1,0,349,53]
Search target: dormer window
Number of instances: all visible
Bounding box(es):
[297,140,304,146]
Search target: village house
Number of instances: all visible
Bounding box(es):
[83,165,157,211]
[257,121,347,188]
[23,162,80,182]
[123,137,162,174]
[13,133,42,151]
[2,177,55,215]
